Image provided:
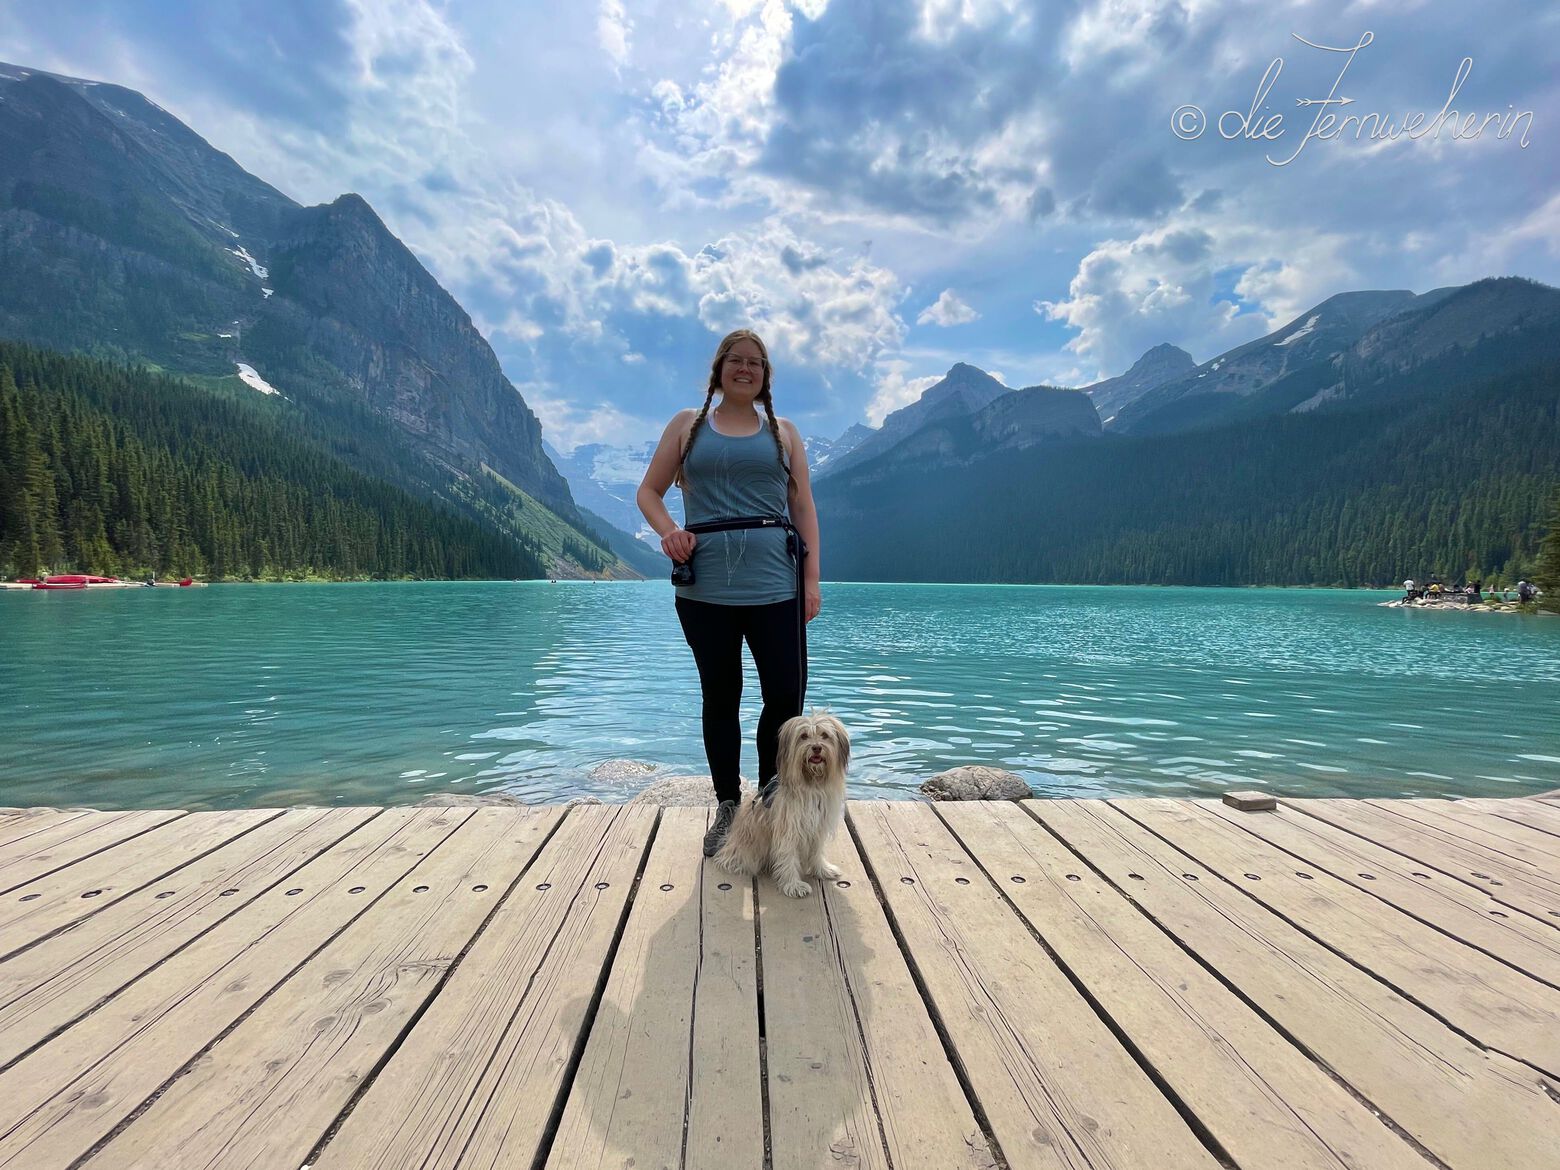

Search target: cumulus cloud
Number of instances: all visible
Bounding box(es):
[7,0,1557,444]
[916,289,980,326]
[1035,215,1365,377]
[865,360,945,427]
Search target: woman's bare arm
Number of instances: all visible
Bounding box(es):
[638,410,697,561]
[782,418,822,619]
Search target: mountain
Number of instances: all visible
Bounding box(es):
[1107,280,1560,435]
[816,363,1100,482]
[543,439,668,571]
[816,363,1013,479]
[1083,343,1195,424]
[813,352,1560,586]
[807,423,875,472]
[0,62,636,579]
[836,384,1100,482]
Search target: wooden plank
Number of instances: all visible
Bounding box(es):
[1028,799,1560,1170]
[0,808,379,1068]
[1370,799,1560,875]
[310,804,657,1170]
[759,836,890,1170]
[1198,800,1560,987]
[685,811,763,1169]
[84,806,566,1170]
[1459,798,1560,842]
[546,807,763,1170]
[1117,798,1560,1076]
[805,809,996,1169]
[0,807,469,1169]
[1414,800,1560,858]
[0,811,89,853]
[940,800,1429,1170]
[1295,799,1560,921]
[850,801,1219,1170]
[0,808,281,954]
[0,810,186,894]
[760,807,998,1170]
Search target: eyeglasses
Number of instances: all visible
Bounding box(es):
[723,355,767,371]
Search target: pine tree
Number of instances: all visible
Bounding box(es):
[1534,483,1560,614]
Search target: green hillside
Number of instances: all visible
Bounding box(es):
[0,342,543,581]
[818,356,1560,587]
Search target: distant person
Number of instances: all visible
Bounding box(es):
[1517,580,1537,603]
[637,328,822,859]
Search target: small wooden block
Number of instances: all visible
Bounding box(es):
[1222,791,1277,812]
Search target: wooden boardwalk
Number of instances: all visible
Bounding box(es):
[0,796,1558,1169]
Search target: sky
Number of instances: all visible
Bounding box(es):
[3,0,1558,450]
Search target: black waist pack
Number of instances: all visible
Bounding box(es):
[672,516,806,585]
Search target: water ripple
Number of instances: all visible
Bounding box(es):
[1,581,1557,809]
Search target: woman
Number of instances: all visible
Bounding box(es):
[637,329,823,857]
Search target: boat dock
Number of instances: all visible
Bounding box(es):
[1,794,1557,1169]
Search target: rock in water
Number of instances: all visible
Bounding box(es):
[920,766,1033,802]
[588,759,660,783]
[630,776,753,807]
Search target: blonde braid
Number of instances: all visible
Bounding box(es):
[759,389,795,491]
[675,386,716,489]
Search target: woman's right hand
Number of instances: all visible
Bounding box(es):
[661,528,697,563]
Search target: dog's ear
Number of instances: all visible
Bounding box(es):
[824,712,850,773]
[775,715,804,783]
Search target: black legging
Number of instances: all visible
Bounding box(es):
[675,596,807,804]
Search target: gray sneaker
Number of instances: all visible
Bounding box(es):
[703,799,739,857]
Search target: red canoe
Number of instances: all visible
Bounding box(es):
[33,574,121,590]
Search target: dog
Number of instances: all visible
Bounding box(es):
[713,710,849,898]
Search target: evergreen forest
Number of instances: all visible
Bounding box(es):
[0,342,544,581]
[819,357,1560,588]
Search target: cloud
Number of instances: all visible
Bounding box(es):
[1035,214,1364,377]
[7,0,1558,445]
[865,359,943,426]
[916,288,980,326]
[597,0,632,68]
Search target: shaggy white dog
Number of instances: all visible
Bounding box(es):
[713,711,849,897]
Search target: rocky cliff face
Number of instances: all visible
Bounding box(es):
[1084,343,1195,424]
[972,385,1101,449]
[0,61,617,566]
[818,363,1011,479]
[262,194,574,516]
[1110,290,1434,433]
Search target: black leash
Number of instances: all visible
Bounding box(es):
[681,514,809,721]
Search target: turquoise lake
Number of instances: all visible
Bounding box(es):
[2,582,1556,810]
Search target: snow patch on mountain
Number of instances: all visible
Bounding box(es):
[229,245,269,280]
[235,363,279,396]
[1276,315,1320,347]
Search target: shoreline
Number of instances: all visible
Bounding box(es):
[2,577,1540,592]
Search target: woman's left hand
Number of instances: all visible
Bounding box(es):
[804,582,822,622]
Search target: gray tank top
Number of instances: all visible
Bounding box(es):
[675,418,795,605]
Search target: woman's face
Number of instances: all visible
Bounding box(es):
[718,338,767,404]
